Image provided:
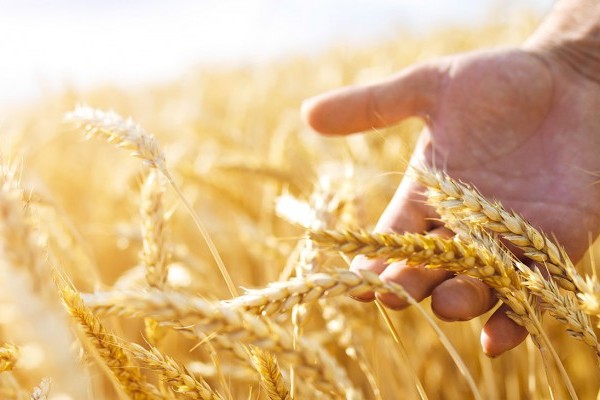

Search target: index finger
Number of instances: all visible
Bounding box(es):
[301,61,445,135]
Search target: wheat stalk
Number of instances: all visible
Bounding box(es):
[0,159,86,396]
[249,346,292,400]
[320,299,383,400]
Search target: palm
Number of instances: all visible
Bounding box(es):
[424,48,600,260]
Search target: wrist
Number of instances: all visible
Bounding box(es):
[524,0,600,84]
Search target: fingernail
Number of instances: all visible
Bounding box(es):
[349,296,368,303]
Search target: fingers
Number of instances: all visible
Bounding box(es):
[431,275,497,322]
[480,304,529,357]
[349,171,438,302]
[302,61,447,135]
[375,225,454,308]
[377,260,453,309]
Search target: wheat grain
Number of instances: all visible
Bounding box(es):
[309,229,548,352]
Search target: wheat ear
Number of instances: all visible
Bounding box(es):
[443,218,579,398]
[30,378,51,400]
[64,106,166,170]
[249,346,292,400]
[520,266,600,357]
[139,170,170,345]
[65,106,238,297]
[57,282,161,400]
[83,269,410,319]
[412,167,600,355]
[140,169,170,289]
[578,277,600,320]
[131,344,223,400]
[0,344,18,372]
[310,228,548,364]
[310,229,516,287]
[177,315,358,399]
[82,288,358,398]
[412,165,580,292]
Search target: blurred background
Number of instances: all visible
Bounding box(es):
[1,0,553,109]
[5,1,599,399]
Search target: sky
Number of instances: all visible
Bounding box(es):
[0,0,554,106]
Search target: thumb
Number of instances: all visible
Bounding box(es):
[301,60,446,135]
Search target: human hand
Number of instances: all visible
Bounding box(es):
[302,42,600,356]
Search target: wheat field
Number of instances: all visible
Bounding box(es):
[0,11,599,400]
